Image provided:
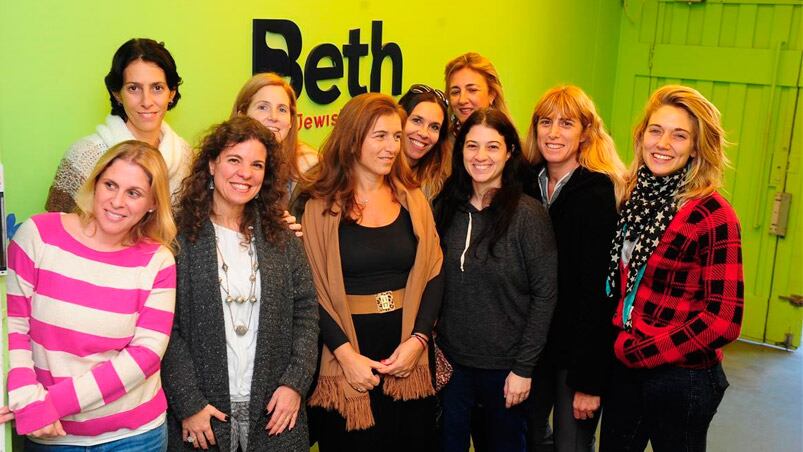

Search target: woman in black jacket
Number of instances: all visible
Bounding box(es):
[523,86,625,452]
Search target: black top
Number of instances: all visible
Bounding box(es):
[340,206,416,293]
[436,195,557,378]
[523,166,618,395]
[319,207,444,351]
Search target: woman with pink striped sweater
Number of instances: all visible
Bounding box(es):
[4,140,177,450]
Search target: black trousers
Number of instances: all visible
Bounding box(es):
[528,361,600,452]
[316,309,438,452]
[315,392,438,452]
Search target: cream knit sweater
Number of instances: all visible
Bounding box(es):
[45,115,191,212]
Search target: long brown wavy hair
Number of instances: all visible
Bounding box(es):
[175,117,286,244]
[303,93,416,219]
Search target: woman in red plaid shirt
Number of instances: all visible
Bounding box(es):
[600,85,744,452]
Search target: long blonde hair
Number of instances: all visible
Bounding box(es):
[230,72,308,182]
[75,140,176,252]
[444,52,511,131]
[628,85,729,205]
[525,85,626,205]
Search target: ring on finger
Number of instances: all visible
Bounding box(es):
[186,435,196,443]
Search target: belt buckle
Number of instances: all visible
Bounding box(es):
[375,291,395,312]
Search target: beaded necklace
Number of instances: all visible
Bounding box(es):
[213,229,258,336]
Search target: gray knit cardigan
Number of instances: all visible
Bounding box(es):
[161,219,319,451]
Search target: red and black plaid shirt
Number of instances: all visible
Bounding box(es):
[613,192,744,369]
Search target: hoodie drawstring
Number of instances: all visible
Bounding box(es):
[459,212,472,272]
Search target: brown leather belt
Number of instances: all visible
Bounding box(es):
[347,289,405,314]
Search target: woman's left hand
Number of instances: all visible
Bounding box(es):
[0,406,14,424]
[265,385,301,436]
[282,211,303,238]
[379,337,426,378]
[503,372,531,408]
[572,391,600,420]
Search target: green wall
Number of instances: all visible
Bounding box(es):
[2,3,798,448]
[608,0,803,348]
[0,0,622,222]
[0,1,622,448]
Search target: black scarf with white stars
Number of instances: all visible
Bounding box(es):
[606,164,688,312]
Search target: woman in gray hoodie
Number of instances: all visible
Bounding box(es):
[434,108,557,452]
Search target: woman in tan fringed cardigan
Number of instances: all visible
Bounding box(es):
[301,93,443,451]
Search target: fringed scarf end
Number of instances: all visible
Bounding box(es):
[309,376,375,431]
[343,393,375,431]
[383,364,436,401]
[307,376,344,411]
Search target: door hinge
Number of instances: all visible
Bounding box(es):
[776,333,795,350]
[769,192,792,237]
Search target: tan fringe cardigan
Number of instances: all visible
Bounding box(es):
[301,180,442,430]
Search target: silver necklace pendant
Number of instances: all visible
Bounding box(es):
[214,229,258,339]
[234,323,249,336]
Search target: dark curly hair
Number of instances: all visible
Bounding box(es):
[176,116,287,245]
[105,38,182,121]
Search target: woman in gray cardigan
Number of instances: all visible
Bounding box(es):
[161,117,319,451]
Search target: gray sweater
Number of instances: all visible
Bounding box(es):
[437,195,557,377]
[161,220,319,451]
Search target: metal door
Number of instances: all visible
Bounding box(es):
[610,0,803,348]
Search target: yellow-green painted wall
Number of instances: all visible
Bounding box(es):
[0,0,622,222]
[608,0,803,348]
[0,1,623,448]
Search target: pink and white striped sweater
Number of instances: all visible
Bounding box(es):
[5,212,176,439]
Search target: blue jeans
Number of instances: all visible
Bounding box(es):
[25,422,167,452]
[440,363,529,452]
[600,362,728,452]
